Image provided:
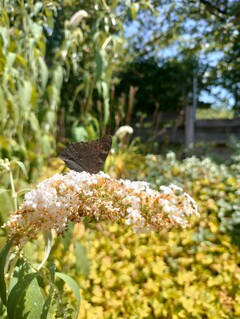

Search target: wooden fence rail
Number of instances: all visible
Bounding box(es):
[133,111,240,146]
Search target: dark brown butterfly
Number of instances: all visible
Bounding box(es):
[60,135,112,174]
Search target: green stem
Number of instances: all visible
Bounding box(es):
[7,250,21,288]
[37,232,53,270]
[9,169,18,211]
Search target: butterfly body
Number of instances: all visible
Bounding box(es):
[60,135,112,174]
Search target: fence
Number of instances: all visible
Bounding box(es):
[133,109,240,147]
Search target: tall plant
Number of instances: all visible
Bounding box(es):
[51,0,154,139]
[0,1,64,179]
[0,0,155,175]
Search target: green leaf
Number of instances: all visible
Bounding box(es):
[52,65,63,90]
[39,290,53,319]
[15,54,28,70]
[101,81,110,124]
[40,262,56,319]
[19,80,33,111]
[49,262,56,283]
[74,241,90,278]
[55,272,81,314]
[0,191,15,224]
[32,2,43,17]
[130,4,139,20]
[0,241,13,305]
[38,57,49,89]
[7,273,44,319]
[95,50,106,82]
[11,160,28,179]
[60,221,75,249]
[37,232,52,270]
[0,189,9,195]
[72,126,88,142]
[6,52,16,67]
[0,26,9,49]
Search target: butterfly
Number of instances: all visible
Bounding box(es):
[59,135,112,174]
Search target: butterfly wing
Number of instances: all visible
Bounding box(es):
[60,135,112,173]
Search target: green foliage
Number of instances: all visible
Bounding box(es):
[105,133,146,180]
[0,0,156,173]
[0,1,63,179]
[0,242,81,319]
[49,0,154,138]
[196,106,234,119]
[0,159,30,229]
[115,57,204,114]
[0,158,83,318]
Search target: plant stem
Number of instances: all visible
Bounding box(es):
[9,169,18,211]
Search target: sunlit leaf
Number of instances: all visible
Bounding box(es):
[0,240,13,305]
[7,273,44,319]
[74,241,90,278]
[55,272,81,314]
[11,161,28,179]
[0,189,9,195]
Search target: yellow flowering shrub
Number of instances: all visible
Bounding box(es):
[57,221,240,319]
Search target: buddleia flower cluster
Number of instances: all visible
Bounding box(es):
[3,171,199,247]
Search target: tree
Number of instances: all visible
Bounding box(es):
[123,0,240,113]
[115,56,205,114]
[44,0,154,138]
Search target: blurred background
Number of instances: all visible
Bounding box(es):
[0,1,240,318]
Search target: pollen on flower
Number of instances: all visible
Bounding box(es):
[2,171,199,247]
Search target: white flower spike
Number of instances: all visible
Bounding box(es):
[3,171,199,247]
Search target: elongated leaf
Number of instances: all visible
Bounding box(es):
[0,192,15,223]
[101,81,110,124]
[11,160,28,179]
[19,80,33,111]
[15,54,28,70]
[49,262,56,283]
[0,189,9,195]
[24,277,45,319]
[32,2,43,17]
[7,273,44,319]
[52,65,63,90]
[37,232,52,270]
[0,27,9,49]
[0,241,13,305]
[55,272,81,314]
[74,241,90,278]
[39,290,53,319]
[38,56,48,89]
[6,52,16,67]
[61,222,75,250]
[40,262,56,319]
[95,50,103,82]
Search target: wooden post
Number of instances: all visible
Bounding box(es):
[185,76,197,147]
[185,106,195,147]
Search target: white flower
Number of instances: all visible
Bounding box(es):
[115,126,134,139]
[126,208,145,226]
[160,185,172,195]
[3,170,199,246]
[121,179,150,192]
[69,10,88,26]
[169,184,183,192]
